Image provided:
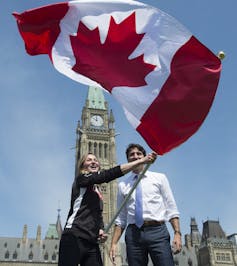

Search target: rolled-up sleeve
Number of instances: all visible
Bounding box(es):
[114,182,127,229]
[161,174,180,221]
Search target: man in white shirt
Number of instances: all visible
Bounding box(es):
[110,143,182,266]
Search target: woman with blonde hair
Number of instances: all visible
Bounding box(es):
[59,151,156,266]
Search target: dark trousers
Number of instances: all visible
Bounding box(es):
[58,233,103,266]
[125,224,174,266]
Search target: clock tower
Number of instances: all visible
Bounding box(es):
[75,86,119,265]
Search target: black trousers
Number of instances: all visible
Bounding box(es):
[58,233,103,266]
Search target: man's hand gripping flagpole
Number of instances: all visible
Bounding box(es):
[104,158,156,234]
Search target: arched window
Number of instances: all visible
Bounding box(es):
[28,251,33,260]
[99,143,102,158]
[17,243,20,248]
[4,242,7,248]
[94,142,97,155]
[104,143,108,159]
[52,252,57,261]
[44,252,48,261]
[4,250,10,259]
[89,142,92,153]
[13,251,17,260]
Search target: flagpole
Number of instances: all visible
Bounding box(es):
[104,163,151,234]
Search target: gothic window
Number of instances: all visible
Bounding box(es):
[89,142,92,153]
[44,252,48,261]
[13,251,17,260]
[17,243,20,248]
[4,242,7,248]
[104,143,108,159]
[99,143,102,158]
[94,142,97,155]
[52,252,57,261]
[4,250,9,259]
[28,251,33,260]
[30,243,33,248]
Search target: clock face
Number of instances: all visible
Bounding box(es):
[90,115,103,127]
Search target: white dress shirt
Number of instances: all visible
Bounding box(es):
[115,170,179,228]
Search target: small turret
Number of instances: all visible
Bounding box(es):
[36,225,41,243]
[22,224,27,244]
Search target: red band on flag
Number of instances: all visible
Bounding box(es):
[13,3,69,57]
[138,36,221,154]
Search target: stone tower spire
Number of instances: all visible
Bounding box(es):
[56,207,63,239]
[190,217,201,247]
[109,109,115,124]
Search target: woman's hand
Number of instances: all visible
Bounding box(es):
[97,229,108,243]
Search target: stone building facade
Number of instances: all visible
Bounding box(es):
[173,218,237,266]
[0,211,62,265]
[198,220,237,266]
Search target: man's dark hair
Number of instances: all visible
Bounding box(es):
[126,143,146,159]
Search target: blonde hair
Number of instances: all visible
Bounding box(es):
[77,153,100,175]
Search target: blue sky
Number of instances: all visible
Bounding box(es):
[1,0,236,241]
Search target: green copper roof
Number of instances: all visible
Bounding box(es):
[45,224,59,239]
[87,86,106,110]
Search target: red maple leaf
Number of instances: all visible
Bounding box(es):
[70,12,156,92]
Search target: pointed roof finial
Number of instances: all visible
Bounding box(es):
[56,201,63,238]
[109,109,115,124]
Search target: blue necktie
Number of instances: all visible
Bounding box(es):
[134,175,143,228]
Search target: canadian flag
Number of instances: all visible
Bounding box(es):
[13,0,221,155]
